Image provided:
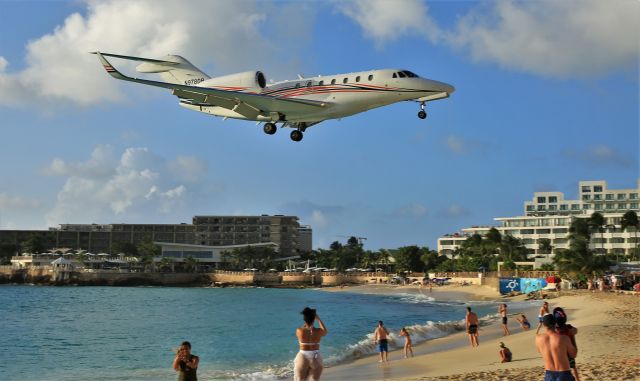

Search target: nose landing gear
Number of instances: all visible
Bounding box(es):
[418,101,427,119]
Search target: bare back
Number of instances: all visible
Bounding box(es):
[296,326,324,350]
[375,326,389,340]
[535,331,576,371]
[466,312,479,325]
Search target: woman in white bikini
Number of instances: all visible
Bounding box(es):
[294,307,328,381]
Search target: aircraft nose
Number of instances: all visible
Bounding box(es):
[423,78,455,94]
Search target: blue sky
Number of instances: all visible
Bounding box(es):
[0,0,638,250]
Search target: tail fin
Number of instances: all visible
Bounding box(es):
[91,52,210,85]
[135,55,210,85]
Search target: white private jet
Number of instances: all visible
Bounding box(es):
[93,52,454,142]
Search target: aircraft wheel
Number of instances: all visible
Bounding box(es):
[418,110,427,119]
[263,122,277,135]
[290,130,303,142]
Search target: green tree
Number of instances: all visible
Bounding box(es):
[183,255,198,273]
[393,246,424,272]
[0,244,18,265]
[621,210,639,258]
[485,228,502,245]
[538,238,553,256]
[137,237,160,258]
[159,256,174,272]
[589,212,606,254]
[21,234,48,254]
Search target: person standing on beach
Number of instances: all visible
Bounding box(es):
[536,314,577,381]
[172,341,199,381]
[399,327,413,358]
[295,307,327,381]
[536,301,551,334]
[465,307,480,347]
[498,342,512,363]
[374,320,390,362]
[499,304,510,336]
[553,307,580,381]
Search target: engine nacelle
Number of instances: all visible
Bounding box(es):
[201,71,266,92]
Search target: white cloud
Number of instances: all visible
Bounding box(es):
[563,144,636,168]
[445,135,465,154]
[311,210,329,229]
[0,0,313,107]
[0,57,7,72]
[334,0,440,45]
[44,146,201,225]
[168,156,207,182]
[0,193,41,210]
[439,204,470,218]
[447,0,639,77]
[394,202,427,218]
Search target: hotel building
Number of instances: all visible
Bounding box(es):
[0,215,311,257]
[438,180,640,257]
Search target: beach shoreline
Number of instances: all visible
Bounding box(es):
[319,284,640,381]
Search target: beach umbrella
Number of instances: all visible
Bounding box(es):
[546,275,561,283]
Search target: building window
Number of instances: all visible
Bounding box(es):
[606,203,615,210]
[368,74,373,81]
[537,205,546,211]
[560,204,568,210]
[582,195,591,201]
[582,186,591,192]
[617,193,625,200]
[593,194,602,200]
[571,204,580,210]
[606,194,614,200]
[583,204,590,209]
[355,76,361,82]
[526,205,535,211]
[618,203,626,209]
[549,196,558,203]
[595,204,603,210]
[594,185,603,192]
[520,229,535,234]
[631,203,639,209]
[537,197,546,203]
[549,205,557,211]
[630,193,638,200]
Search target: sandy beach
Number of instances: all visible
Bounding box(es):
[321,284,640,381]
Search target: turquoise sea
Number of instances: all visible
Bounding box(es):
[0,285,526,380]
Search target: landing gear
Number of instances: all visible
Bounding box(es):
[418,101,427,119]
[290,130,303,142]
[263,122,277,135]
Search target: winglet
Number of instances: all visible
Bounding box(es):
[91,51,128,80]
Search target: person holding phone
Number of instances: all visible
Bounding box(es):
[172,341,199,381]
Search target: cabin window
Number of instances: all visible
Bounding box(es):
[368,74,373,81]
[295,83,300,88]
[343,77,348,84]
[306,81,312,87]
[392,73,397,78]
[331,79,336,85]
[398,71,406,78]
[355,76,360,82]
[319,80,324,86]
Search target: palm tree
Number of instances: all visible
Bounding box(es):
[538,238,553,257]
[183,255,198,273]
[589,212,606,254]
[621,210,639,259]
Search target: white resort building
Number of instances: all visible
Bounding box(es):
[438,180,640,258]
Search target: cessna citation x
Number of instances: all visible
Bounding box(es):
[93,52,454,142]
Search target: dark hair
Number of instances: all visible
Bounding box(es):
[542,314,556,328]
[378,320,384,326]
[181,341,191,349]
[301,307,316,325]
[553,307,567,326]
[466,307,471,312]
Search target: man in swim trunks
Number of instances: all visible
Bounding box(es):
[536,314,577,381]
[465,306,479,347]
[536,301,550,334]
[374,320,390,362]
[499,303,510,336]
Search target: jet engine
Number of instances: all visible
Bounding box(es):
[201,71,266,93]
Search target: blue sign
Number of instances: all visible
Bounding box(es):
[499,277,548,294]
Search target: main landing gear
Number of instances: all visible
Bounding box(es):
[418,101,427,119]
[289,122,307,142]
[263,122,277,135]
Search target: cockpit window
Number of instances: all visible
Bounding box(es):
[402,70,418,78]
[392,73,397,78]
[397,71,406,78]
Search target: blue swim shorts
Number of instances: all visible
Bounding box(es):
[544,370,575,381]
[378,339,388,352]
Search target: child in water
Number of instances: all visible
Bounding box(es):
[516,314,531,330]
[399,327,414,358]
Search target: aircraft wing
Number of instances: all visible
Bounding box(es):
[92,52,332,119]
